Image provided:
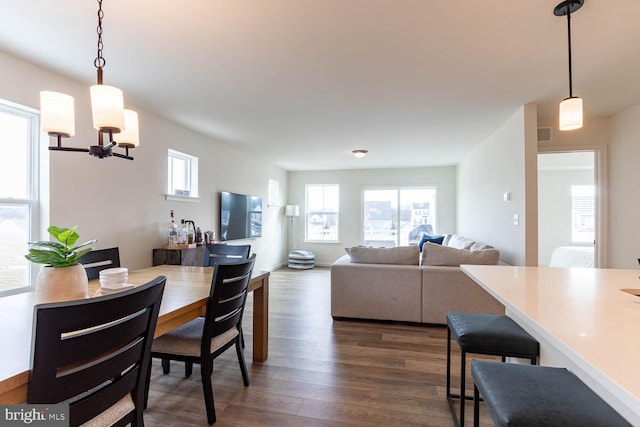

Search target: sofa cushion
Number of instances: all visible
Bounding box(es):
[446,234,476,250]
[422,242,499,266]
[418,234,445,251]
[470,242,494,251]
[347,246,420,265]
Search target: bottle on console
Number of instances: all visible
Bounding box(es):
[168,210,178,247]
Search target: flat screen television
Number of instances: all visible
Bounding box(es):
[220,191,262,241]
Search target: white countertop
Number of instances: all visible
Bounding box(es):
[461,265,640,424]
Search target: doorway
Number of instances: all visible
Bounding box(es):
[538,151,597,267]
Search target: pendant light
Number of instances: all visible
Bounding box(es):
[554,0,584,131]
[40,0,139,160]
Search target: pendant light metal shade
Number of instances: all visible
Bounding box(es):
[555,0,584,131]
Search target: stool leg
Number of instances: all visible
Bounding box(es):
[460,350,466,427]
[446,326,451,398]
[473,384,480,427]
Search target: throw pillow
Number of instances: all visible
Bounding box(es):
[418,234,445,251]
[446,234,476,250]
[422,242,499,266]
[347,246,420,265]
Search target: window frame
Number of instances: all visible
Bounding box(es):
[0,99,40,295]
[167,149,199,201]
[571,184,595,245]
[304,184,339,243]
[362,186,438,247]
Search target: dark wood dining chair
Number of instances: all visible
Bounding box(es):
[78,247,121,279]
[149,254,256,425]
[27,275,166,427]
[202,243,251,349]
[202,243,251,267]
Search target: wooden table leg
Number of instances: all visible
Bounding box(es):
[252,275,269,362]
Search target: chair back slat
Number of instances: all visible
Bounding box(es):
[78,247,121,280]
[202,244,251,267]
[55,339,145,401]
[54,309,151,370]
[204,255,255,341]
[28,276,166,426]
[72,366,138,425]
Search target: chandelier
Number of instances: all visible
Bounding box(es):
[40,0,139,160]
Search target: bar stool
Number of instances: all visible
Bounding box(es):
[471,360,631,427]
[446,312,539,427]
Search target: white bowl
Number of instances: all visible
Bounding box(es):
[99,267,128,277]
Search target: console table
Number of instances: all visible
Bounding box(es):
[153,246,205,266]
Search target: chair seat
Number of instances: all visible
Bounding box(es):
[447,312,539,358]
[472,361,631,427]
[152,317,239,357]
[80,394,135,427]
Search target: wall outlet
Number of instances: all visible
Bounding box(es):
[513,214,519,226]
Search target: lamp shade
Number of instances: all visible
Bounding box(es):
[285,205,300,217]
[40,91,75,137]
[115,109,140,147]
[559,96,583,131]
[90,84,125,131]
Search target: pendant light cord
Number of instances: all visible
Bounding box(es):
[566,9,573,98]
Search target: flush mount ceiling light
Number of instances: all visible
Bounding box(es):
[352,149,368,158]
[554,0,584,131]
[40,0,139,160]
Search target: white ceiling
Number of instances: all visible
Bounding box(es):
[1,0,639,171]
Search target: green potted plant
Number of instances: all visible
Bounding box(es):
[26,226,96,302]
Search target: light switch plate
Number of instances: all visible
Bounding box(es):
[513,214,519,226]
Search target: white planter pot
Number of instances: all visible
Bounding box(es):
[36,264,89,303]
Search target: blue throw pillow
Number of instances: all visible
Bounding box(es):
[418,234,444,251]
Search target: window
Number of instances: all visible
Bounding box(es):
[571,185,595,244]
[363,187,437,247]
[0,99,39,294]
[167,149,198,199]
[305,184,339,242]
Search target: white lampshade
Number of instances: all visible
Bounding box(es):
[115,109,140,147]
[285,205,300,217]
[559,96,583,131]
[40,91,75,136]
[90,84,125,131]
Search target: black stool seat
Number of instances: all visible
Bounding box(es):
[448,312,540,357]
[446,312,539,427]
[472,360,631,427]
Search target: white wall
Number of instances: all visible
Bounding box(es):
[0,50,288,273]
[538,167,594,266]
[287,166,457,266]
[609,104,640,269]
[457,105,538,266]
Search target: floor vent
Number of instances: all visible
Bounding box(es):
[537,127,552,143]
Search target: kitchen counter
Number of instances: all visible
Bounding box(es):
[461,265,640,425]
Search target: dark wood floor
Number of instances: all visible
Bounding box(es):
[144,267,494,426]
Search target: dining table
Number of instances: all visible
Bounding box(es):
[0,264,270,404]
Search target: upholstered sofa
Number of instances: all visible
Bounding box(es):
[330,234,505,325]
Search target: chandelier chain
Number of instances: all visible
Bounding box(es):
[94,0,106,70]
